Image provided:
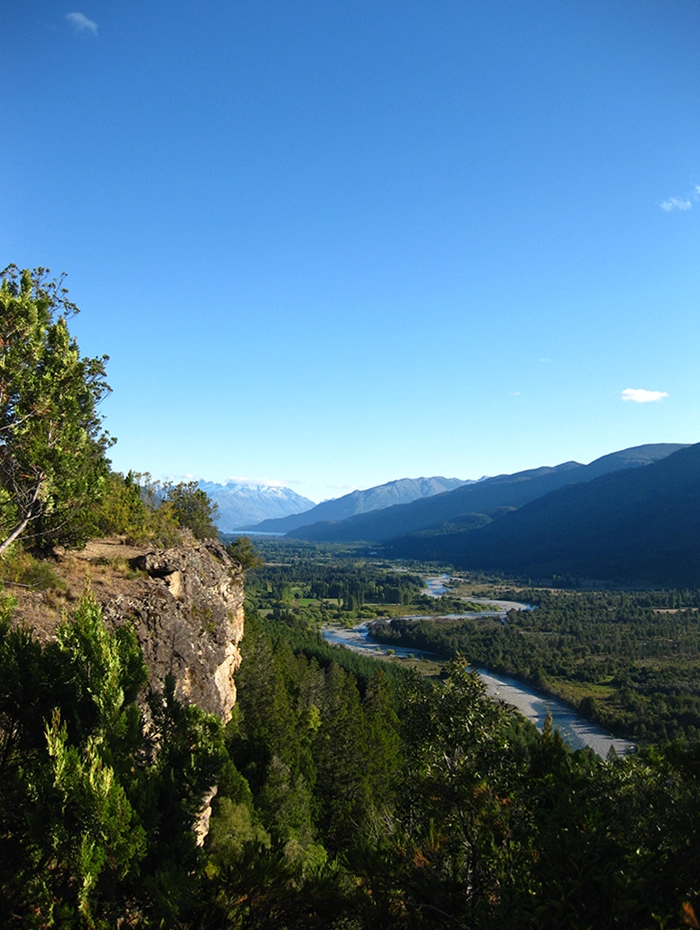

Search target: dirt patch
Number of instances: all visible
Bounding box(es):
[72,537,147,563]
[6,537,153,643]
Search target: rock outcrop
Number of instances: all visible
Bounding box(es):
[9,536,246,723]
[104,539,245,721]
[8,535,245,846]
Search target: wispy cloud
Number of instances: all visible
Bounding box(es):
[509,391,521,396]
[660,196,692,212]
[540,358,552,363]
[225,475,285,487]
[620,388,669,404]
[66,12,98,36]
[660,182,700,212]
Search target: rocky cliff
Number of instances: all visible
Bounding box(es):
[107,539,245,720]
[9,536,245,722]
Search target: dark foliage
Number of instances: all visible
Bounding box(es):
[2,583,700,927]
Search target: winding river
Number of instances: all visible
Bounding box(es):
[322,576,635,758]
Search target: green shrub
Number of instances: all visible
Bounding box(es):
[0,545,64,590]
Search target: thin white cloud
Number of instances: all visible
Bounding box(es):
[509,391,521,396]
[620,388,668,404]
[540,358,552,363]
[66,12,98,35]
[660,196,691,212]
[225,475,285,487]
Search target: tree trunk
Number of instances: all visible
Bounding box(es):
[0,480,43,555]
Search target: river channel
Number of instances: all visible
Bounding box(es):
[322,575,635,758]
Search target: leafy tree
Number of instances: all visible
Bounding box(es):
[92,470,155,542]
[94,471,181,546]
[162,479,219,540]
[397,660,533,925]
[0,266,112,555]
[227,536,265,572]
[94,472,221,546]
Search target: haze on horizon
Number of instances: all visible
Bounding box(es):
[3,1,698,504]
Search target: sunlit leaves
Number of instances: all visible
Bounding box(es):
[0,267,112,554]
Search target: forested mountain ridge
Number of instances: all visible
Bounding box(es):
[389,442,700,586]
[244,475,468,533]
[288,443,687,543]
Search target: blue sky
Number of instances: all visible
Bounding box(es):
[3,1,699,502]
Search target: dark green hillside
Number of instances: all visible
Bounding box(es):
[390,443,700,586]
[577,442,689,477]
[288,444,686,544]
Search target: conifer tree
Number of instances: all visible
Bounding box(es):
[0,266,112,554]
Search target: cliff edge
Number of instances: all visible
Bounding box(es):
[7,536,245,721]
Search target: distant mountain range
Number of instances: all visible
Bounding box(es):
[244,476,468,533]
[200,441,700,585]
[288,444,688,544]
[386,443,700,586]
[197,481,315,532]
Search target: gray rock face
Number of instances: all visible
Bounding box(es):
[102,538,245,721]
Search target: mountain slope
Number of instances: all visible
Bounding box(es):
[391,443,700,586]
[288,463,581,542]
[197,481,315,532]
[288,444,687,543]
[244,476,467,533]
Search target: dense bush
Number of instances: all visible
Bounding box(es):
[93,471,219,546]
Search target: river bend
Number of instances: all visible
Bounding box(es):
[322,576,634,758]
